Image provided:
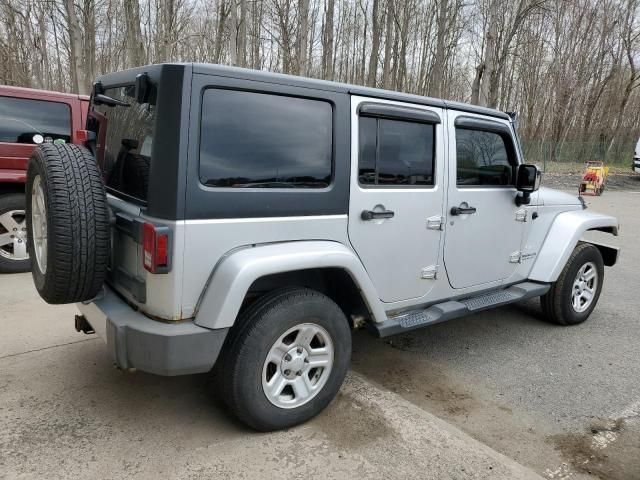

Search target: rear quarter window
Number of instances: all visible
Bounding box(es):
[0,96,71,145]
[199,89,333,188]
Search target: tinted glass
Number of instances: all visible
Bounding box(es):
[200,89,332,188]
[0,96,71,144]
[358,117,377,184]
[456,128,514,186]
[358,117,434,186]
[93,86,156,201]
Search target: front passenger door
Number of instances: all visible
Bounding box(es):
[443,112,525,289]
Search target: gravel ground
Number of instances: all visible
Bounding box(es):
[541,172,640,192]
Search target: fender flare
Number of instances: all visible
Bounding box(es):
[528,210,619,283]
[194,241,387,329]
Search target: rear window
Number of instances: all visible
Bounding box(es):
[0,96,71,145]
[93,86,156,202]
[199,89,332,188]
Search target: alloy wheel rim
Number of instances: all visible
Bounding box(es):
[262,322,334,409]
[0,209,28,261]
[571,261,598,313]
[31,175,48,273]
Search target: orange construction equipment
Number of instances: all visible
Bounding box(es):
[579,161,608,196]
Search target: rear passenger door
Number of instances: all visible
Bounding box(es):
[348,96,445,303]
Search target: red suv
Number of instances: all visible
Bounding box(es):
[0,86,89,272]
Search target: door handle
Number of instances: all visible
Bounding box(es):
[361,209,395,221]
[450,205,477,216]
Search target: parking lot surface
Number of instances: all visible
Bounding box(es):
[1,186,638,480]
[353,188,640,479]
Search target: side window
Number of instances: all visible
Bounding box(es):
[455,128,515,187]
[199,89,332,188]
[0,96,71,144]
[358,116,435,187]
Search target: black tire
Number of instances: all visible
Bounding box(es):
[541,243,604,325]
[26,144,110,304]
[0,193,31,273]
[216,287,351,431]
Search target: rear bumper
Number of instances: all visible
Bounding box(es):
[77,286,228,376]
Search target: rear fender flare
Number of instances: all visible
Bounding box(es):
[194,241,387,329]
[528,210,619,283]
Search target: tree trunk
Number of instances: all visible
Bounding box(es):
[430,0,448,98]
[237,0,247,67]
[367,0,381,87]
[321,0,335,79]
[124,0,146,67]
[382,0,394,89]
[477,0,497,107]
[229,0,238,65]
[213,0,228,64]
[64,0,88,95]
[296,0,309,75]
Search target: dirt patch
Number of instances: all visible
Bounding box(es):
[350,332,572,476]
[312,390,397,449]
[541,172,640,192]
[549,418,640,480]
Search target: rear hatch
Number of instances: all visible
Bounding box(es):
[87,65,188,320]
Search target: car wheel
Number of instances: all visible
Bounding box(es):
[26,143,110,304]
[541,243,604,325]
[0,193,31,273]
[216,287,351,431]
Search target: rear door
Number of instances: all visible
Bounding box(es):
[348,96,445,303]
[443,111,525,289]
[90,84,156,304]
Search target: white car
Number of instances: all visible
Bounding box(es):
[634,137,640,173]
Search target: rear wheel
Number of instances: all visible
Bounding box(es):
[0,193,31,273]
[216,287,351,431]
[26,144,110,304]
[541,243,604,325]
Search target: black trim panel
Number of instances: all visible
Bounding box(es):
[184,73,350,219]
[358,102,441,124]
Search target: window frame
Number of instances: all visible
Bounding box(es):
[453,116,519,189]
[0,95,72,145]
[197,87,335,192]
[357,103,440,190]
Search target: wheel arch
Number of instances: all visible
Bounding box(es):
[528,210,619,283]
[193,241,387,330]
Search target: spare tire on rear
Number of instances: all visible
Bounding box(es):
[26,144,110,304]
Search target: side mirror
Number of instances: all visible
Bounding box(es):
[515,164,541,206]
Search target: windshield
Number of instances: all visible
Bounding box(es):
[92,85,156,202]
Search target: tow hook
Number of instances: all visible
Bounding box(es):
[74,314,95,335]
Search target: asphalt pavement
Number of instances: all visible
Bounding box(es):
[1,187,638,479]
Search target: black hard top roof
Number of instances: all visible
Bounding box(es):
[98,62,510,121]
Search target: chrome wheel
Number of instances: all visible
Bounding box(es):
[31,175,48,274]
[571,261,598,313]
[0,210,28,261]
[262,323,334,409]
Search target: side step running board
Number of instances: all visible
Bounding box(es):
[369,282,550,338]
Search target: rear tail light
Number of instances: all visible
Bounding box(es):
[142,222,172,273]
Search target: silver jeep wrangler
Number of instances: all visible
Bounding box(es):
[26,63,619,431]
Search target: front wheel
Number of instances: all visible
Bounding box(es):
[216,287,351,431]
[541,243,604,325]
